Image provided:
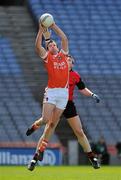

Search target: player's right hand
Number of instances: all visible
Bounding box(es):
[92,93,100,103]
[39,23,45,32]
[49,22,56,28]
[43,28,51,39]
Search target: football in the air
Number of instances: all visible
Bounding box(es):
[39,13,54,27]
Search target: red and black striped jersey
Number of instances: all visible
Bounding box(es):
[69,70,85,100]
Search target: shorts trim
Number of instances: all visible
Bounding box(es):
[43,88,68,110]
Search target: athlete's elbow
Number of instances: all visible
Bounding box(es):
[35,45,42,54]
[62,35,68,42]
[35,46,40,55]
[35,42,40,50]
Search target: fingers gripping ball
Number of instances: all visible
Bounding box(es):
[40,13,54,27]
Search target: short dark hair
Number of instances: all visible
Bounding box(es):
[67,54,75,64]
[46,39,57,50]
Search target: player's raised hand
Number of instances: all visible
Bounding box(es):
[39,23,46,33]
[92,93,100,103]
[43,28,51,40]
[49,22,56,29]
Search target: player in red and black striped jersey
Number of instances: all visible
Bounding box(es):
[63,55,100,169]
[63,55,100,118]
[26,55,100,170]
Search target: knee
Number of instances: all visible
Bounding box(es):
[44,122,56,132]
[49,122,56,129]
[42,116,49,124]
[44,119,57,130]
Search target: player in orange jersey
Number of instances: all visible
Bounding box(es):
[27,22,69,171]
[27,55,100,169]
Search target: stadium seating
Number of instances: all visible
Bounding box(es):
[27,0,121,144]
[0,37,43,143]
[0,1,121,145]
[0,5,60,146]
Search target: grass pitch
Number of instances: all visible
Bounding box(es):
[0,166,121,180]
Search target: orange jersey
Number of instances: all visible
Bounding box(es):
[44,50,69,88]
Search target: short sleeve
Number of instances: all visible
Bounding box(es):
[74,71,86,90]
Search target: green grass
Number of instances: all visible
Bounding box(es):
[0,166,121,180]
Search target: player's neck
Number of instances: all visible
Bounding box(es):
[50,50,59,55]
[69,68,73,71]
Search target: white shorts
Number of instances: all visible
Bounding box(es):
[43,88,68,110]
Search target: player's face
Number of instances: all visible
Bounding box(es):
[67,57,73,70]
[48,42,59,53]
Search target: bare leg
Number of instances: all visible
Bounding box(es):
[37,106,63,150]
[67,115,100,169]
[67,115,91,152]
[26,103,54,136]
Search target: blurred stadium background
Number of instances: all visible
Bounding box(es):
[0,0,121,167]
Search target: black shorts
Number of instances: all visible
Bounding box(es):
[63,100,78,119]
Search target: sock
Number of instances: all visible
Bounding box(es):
[87,152,95,159]
[33,153,39,161]
[32,124,39,130]
[39,139,48,152]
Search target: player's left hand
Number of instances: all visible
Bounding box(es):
[92,93,100,103]
[50,22,56,28]
[39,23,45,32]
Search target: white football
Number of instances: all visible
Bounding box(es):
[40,13,54,27]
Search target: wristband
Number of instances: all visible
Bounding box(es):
[45,38,50,41]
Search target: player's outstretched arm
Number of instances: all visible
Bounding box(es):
[79,88,100,103]
[43,28,51,40]
[50,23,68,54]
[42,28,51,48]
[35,24,47,59]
